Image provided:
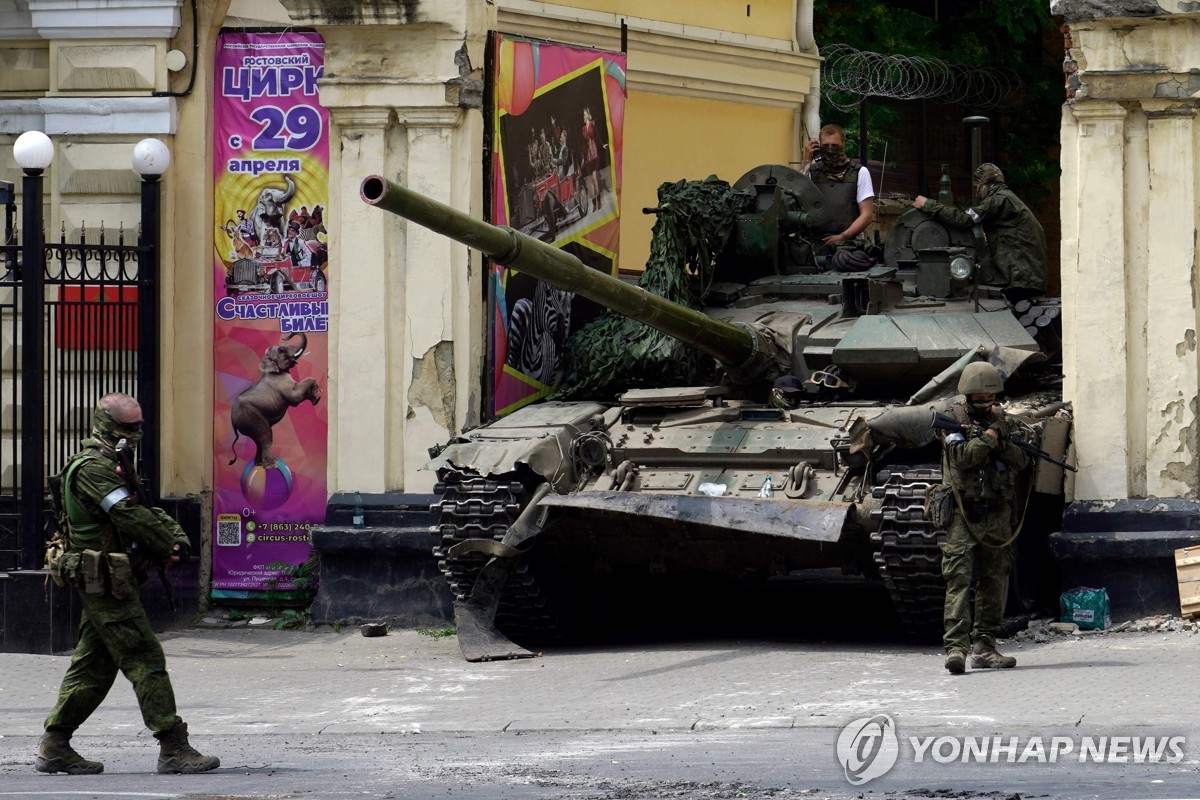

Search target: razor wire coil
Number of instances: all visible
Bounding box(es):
[820,44,1022,111]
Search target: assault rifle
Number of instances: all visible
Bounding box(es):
[930,411,1076,473]
[114,438,177,615]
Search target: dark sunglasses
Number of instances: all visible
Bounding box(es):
[120,420,144,432]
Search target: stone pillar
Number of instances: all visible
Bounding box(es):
[329,107,392,493]
[1064,101,1128,500]
[1142,101,1199,497]
[395,107,474,490]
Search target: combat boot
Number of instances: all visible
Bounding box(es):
[35,729,104,775]
[944,649,966,675]
[970,641,1017,669]
[154,722,220,774]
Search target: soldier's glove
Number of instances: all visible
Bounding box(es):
[171,542,190,562]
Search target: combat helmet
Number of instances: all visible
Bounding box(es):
[957,361,1004,395]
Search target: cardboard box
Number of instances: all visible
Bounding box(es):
[1174,546,1200,619]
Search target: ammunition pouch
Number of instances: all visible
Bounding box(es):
[80,549,105,595]
[107,553,136,600]
[59,550,82,586]
[924,483,956,529]
[58,548,140,599]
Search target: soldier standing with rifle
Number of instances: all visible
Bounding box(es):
[936,363,1029,675]
[37,393,219,775]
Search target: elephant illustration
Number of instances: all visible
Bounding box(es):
[251,175,297,248]
[228,331,321,469]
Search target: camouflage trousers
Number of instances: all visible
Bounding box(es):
[941,507,1014,653]
[44,591,181,735]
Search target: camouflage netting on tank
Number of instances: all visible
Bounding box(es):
[551,178,753,401]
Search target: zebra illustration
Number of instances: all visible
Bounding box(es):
[505,281,574,386]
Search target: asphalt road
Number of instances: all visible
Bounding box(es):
[1,575,1197,798]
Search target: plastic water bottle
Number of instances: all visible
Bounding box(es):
[352,491,365,529]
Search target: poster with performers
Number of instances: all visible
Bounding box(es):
[490,34,626,416]
[211,31,330,596]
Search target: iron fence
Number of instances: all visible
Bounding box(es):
[0,175,158,570]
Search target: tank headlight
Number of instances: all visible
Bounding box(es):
[950,256,973,280]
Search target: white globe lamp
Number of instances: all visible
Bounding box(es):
[13,131,54,174]
[131,138,171,179]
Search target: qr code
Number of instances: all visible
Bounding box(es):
[216,515,241,546]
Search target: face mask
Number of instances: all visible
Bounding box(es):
[90,407,143,453]
[819,144,845,161]
[114,424,144,450]
[969,400,995,416]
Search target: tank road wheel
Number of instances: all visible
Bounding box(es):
[870,467,948,643]
[431,468,558,652]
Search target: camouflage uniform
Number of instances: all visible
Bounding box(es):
[44,408,190,736]
[919,164,1046,298]
[938,400,1029,653]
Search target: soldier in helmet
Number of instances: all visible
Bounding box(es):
[37,393,219,775]
[914,163,1046,304]
[937,362,1030,675]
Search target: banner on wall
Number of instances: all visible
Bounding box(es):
[211,31,330,596]
[490,35,626,416]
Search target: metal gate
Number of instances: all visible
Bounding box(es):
[0,175,159,571]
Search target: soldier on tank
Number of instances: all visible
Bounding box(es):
[914,162,1046,304]
[937,363,1029,675]
[803,123,876,271]
[37,393,219,775]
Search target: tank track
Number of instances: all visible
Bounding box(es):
[430,469,557,643]
[870,467,948,643]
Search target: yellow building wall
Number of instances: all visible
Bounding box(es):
[621,94,797,270]
[564,0,793,39]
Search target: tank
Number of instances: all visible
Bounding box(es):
[360,170,1071,662]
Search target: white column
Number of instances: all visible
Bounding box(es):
[1066,101,1128,500]
[1142,101,1199,497]
[330,107,392,493]
[397,107,466,491]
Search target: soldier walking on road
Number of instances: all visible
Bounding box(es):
[37,393,219,775]
[938,364,1029,675]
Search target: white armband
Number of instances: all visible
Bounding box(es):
[100,486,131,512]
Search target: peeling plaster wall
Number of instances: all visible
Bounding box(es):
[279,0,489,494]
[408,341,456,437]
[1060,5,1200,500]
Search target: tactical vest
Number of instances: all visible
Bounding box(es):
[944,402,1020,502]
[809,163,860,236]
[61,453,122,554]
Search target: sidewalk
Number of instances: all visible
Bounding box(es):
[3,620,1197,737]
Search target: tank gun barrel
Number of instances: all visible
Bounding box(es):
[360,176,761,372]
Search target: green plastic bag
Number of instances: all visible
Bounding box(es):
[1060,586,1110,630]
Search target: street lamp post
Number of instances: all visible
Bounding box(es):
[131,139,169,500]
[13,131,53,570]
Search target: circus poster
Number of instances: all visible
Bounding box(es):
[211,31,330,596]
[490,34,626,416]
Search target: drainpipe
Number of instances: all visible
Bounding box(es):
[795,0,820,163]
